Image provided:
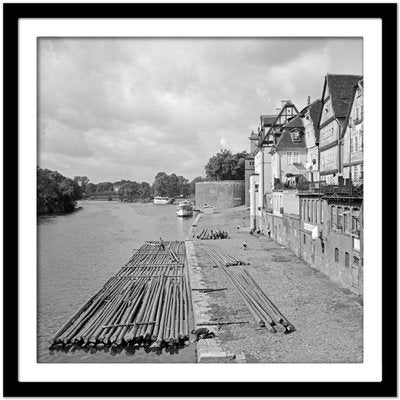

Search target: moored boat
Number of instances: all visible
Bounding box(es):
[154,196,171,204]
[176,200,193,217]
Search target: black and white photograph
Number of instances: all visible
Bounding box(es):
[4,2,396,396]
[37,36,364,364]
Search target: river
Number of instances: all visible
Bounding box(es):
[37,200,196,363]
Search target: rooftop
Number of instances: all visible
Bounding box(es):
[325,74,363,119]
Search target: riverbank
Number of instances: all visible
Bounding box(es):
[186,205,363,363]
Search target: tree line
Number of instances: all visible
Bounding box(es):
[37,148,247,214]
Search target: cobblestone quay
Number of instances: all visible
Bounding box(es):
[186,206,363,363]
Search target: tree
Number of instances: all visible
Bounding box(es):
[37,167,81,214]
[153,172,169,197]
[153,172,191,197]
[96,182,114,193]
[189,176,206,195]
[73,176,90,191]
[138,182,152,199]
[85,182,97,194]
[204,149,248,181]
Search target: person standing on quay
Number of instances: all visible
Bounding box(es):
[159,237,165,251]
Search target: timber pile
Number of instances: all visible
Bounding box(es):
[193,228,229,240]
[196,243,249,267]
[221,268,295,334]
[49,241,191,350]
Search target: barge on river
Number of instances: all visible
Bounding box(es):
[154,196,173,205]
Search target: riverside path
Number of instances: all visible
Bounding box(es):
[186,206,363,363]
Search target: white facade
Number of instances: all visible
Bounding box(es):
[254,146,272,229]
[343,83,363,185]
[249,174,260,230]
[303,106,320,182]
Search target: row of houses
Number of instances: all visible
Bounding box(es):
[245,74,364,295]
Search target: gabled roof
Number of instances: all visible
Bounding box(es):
[275,130,306,151]
[341,78,364,139]
[283,114,303,129]
[308,99,323,142]
[324,74,363,119]
[261,101,299,146]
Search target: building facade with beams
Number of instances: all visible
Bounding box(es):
[342,79,364,186]
[295,75,363,295]
[301,99,323,183]
[246,75,363,295]
[318,74,363,185]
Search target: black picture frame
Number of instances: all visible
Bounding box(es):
[3,2,397,397]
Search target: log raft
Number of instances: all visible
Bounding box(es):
[49,241,192,350]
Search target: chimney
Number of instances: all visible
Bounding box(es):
[307,96,311,105]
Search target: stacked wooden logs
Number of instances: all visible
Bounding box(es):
[49,241,191,350]
[221,268,295,334]
[193,228,229,240]
[196,243,249,267]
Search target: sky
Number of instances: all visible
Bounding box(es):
[38,37,362,184]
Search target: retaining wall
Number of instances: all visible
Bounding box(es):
[195,181,245,210]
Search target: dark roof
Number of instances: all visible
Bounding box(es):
[341,78,364,139]
[275,128,306,152]
[308,99,323,142]
[260,114,277,127]
[261,102,299,146]
[325,74,363,118]
[283,114,304,129]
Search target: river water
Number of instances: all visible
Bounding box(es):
[37,200,196,363]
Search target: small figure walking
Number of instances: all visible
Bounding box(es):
[237,225,240,231]
[243,241,248,251]
[267,229,271,238]
[159,237,165,251]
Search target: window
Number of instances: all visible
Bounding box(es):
[352,166,358,181]
[335,248,339,262]
[337,207,343,230]
[344,207,351,234]
[292,131,300,142]
[293,151,299,163]
[314,201,318,224]
[352,208,360,235]
[309,200,313,222]
[307,200,311,222]
[331,206,337,229]
[321,202,324,223]
[303,234,306,245]
[287,152,292,164]
[345,252,349,267]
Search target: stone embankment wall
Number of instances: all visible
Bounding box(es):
[195,181,245,210]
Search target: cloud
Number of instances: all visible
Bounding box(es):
[38,37,362,182]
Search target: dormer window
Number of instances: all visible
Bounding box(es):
[292,130,300,142]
